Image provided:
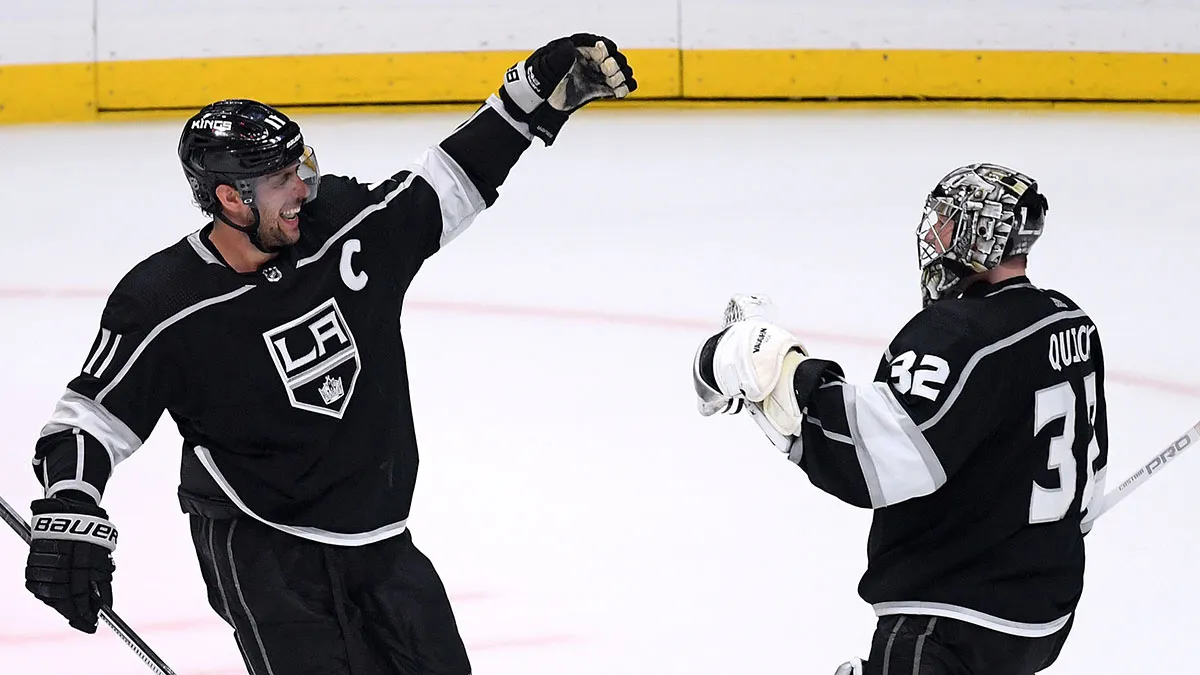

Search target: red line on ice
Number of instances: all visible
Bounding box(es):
[2,289,1196,398]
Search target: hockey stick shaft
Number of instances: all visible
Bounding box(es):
[1093,419,1200,519]
[0,493,177,675]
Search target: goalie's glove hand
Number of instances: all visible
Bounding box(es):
[693,320,809,437]
[694,344,745,416]
[25,496,117,634]
[500,33,637,145]
[695,294,778,417]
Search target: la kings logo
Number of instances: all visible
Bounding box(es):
[263,298,361,418]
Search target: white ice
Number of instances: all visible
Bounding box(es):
[1,104,1198,675]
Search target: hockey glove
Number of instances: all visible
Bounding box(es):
[694,294,778,416]
[694,320,809,440]
[25,497,117,634]
[499,33,637,145]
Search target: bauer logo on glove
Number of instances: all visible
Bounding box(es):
[31,514,119,549]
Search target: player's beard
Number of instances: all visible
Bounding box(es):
[256,212,301,251]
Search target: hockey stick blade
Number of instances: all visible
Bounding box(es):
[1093,419,1200,520]
[0,493,178,675]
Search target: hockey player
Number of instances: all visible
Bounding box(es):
[23,34,635,674]
[693,164,1107,675]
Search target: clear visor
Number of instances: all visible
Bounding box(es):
[297,145,320,202]
[237,145,321,205]
[915,198,959,269]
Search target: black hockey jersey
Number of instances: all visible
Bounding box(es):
[790,276,1108,637]
[32,96,533,545]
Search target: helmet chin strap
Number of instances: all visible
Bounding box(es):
[216,206,288,255]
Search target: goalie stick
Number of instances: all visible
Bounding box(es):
[0,493,177,675]
[1092,419,1200,519]
[718,295,1197,521]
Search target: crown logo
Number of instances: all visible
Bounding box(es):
[318,375,345,405]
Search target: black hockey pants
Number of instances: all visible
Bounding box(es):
[863,613,1073,675]
[190,515,471,675]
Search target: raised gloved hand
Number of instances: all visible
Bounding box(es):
[694,319,808,433]
[694,294,777,417]
[25,496,117,633]
[499,33,638,145]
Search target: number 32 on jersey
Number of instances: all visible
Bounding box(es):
[889,350,950,401]
[1031,374,1100,524]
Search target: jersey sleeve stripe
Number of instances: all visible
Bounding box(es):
[919,309,1089,433]
[804,414,854,445]
[484,93,534,140]
[74,428,85,482]
[46,479,103,505]
[35,456,49,492]
[93,334,122,378]
[413,145,487,249]
[843,382,948,508]
[96,285,256,404]
[83,328,111,375]
[843,385,886,508]
[41,389,144,468]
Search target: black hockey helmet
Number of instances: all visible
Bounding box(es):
[915,163,1049,306]
[178,99,320,214]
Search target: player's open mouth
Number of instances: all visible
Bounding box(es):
[281,207,300,224]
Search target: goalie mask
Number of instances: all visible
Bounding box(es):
[916,163,1049,306]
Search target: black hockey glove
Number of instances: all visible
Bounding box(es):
[25,497,117,634]
[499,33,638,145]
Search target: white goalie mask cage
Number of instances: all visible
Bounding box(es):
[916,163,1049,306]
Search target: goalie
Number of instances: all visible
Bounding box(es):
[693,164,1108,675]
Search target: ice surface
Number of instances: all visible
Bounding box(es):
[1,105,1197,674]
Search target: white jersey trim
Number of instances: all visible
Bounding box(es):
[804,413,854,445]
[83,328,112,374]
[841,381,947,508]
[295,173,419,269]
[40,389,142,471]
[194,446,409,546]
[919,309,1090,432]
[47,480,103,505]
[96,285,258,404]
[186,229,227,267]
[485,93,534,140]
[293,145,485,268]
[984,282,1037,297]
[873,601,1072,638]
[413,145,487,249]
